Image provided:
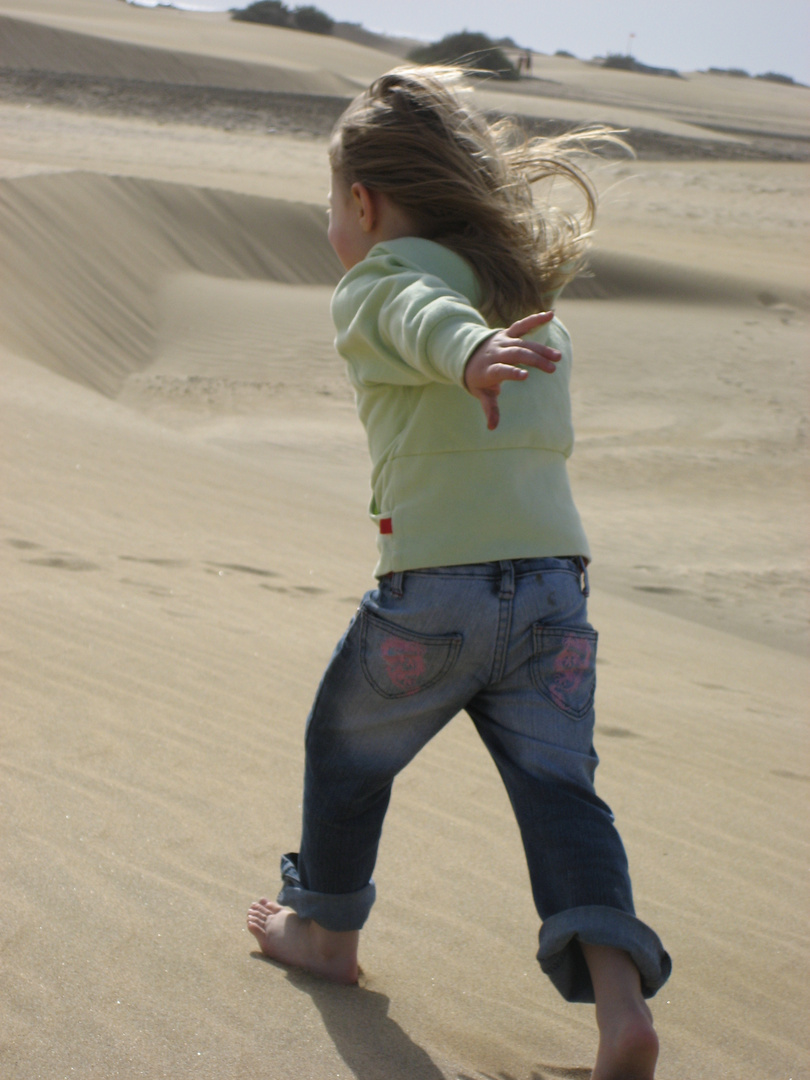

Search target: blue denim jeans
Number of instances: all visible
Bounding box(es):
[278,558,671,1002]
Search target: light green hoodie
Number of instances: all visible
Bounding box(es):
[331,237,590,576]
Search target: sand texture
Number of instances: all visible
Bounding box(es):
[1,2,808,1078]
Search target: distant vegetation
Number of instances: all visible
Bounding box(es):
[707,67,801,86]
[407,31,520,80]
[602,53,681,78]
[756,72,799,85]
[232,2,335,35]
[708,66,751,78]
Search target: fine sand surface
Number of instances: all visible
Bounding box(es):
[1,3,808,1078]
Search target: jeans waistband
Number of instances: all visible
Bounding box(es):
[381,557,584,580]
[381,556,589,597]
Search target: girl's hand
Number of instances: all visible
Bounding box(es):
[463,312,560,430]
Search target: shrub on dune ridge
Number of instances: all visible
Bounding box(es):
[756,71,798,85]
[706,67,802,85]
[407,31,519,80]
[232,1,288,26]
[290,5,335,34]
[602,53,681,78]
[232,1,335,35]
[708,66,751,78]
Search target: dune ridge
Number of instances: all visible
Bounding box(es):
[570,249,808,308]
[0,171,340,394]
[3,169,804,401]
[0,12,361,95]
[0,0,395,82]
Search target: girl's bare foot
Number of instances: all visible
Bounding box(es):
[246,897,359,984]
[591,1000,659,1080]
[583,943,659,1080]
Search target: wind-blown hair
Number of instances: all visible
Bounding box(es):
[330,67,626,325]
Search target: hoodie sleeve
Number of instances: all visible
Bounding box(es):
[331,246,497,388]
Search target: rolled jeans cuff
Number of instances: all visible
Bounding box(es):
[276,853,376,933]
[538,905,672,1003]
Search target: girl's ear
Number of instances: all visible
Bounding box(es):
[351,182,377,233]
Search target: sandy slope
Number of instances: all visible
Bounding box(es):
[0,0,394,87]
[0,170,340,394]
[1,5,809,1079]
[0,12,358,95]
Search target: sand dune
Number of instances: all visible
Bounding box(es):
[484,55,810,142]
[0,12,364,95]
[0,0,395,91]
[571,249,807,307]
[1,5,808,1080]
[0,171,340,393]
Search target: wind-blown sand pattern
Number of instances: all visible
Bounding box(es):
[1,2,808,1077]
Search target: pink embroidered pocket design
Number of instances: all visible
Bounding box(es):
[531,624,598,720]
[380,636,427,693]
[547,634,593,711]
[359,610,462,699]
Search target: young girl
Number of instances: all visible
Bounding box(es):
[248,68,671,1080]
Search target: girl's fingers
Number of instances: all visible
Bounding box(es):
[488,363,531,382]
[500,347,559,372]
[485,402,500,430]
[471,387,502,430]
[505,311,554,337]
[476,353,557,389]
[520,346,560,367]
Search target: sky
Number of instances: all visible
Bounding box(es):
[126,0,810,85]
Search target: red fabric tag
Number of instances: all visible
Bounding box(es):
[379,517,393,535]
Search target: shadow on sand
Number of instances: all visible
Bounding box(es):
[252,952,591,1080]
[251,953,445,1080]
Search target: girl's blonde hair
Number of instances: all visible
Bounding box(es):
[330,67,625,325]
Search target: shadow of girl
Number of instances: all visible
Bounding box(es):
[283,967,446,1080]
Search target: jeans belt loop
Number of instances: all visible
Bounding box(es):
[498,560,515,600]
[389,571,404,598]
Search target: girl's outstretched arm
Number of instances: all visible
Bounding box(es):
[463,311,560,430]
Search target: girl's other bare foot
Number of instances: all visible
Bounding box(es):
[583,943,659,1080]
[591,1000,658,1080]
[246,897,359,984]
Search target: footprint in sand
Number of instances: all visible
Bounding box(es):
[633,585,686,595]
[771,769,810,784]
[25,554,100,571]
[258,583,328,597]
[120,555,190,568]
[695,681,744,693]
[599,725,642,739]
[206,562,280,578]
[6,538,42,550]
[9,536,100,570]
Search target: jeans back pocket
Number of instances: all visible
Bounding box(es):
[360,609,462,699]
[531,625,598,721]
